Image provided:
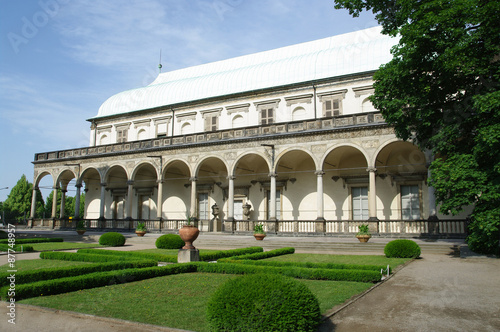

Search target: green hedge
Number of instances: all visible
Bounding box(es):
[39,251,142,263]
[219,259,386,272]
[99,232,126,246]
[384,239,421,258]
[0,237,63,244]
[0,260,156,287]
[0,264,198,301]
[196,262,382,282]
[199,246,263,261]
[155,234,185,249]
[218,247,294,261]
[207,273,321,332]
[0,244,34,252]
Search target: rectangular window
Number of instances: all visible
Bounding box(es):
[323,97,341,117]
[261,107,274,125]
[401,185,420,220]
[116,128,128,143]
[198,193,209,220]
[204,115,218,132]
[352,187,369,220]
[234,200,243,220]
[267,190,281,220]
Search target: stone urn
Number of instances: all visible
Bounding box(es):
[135,231,146,237]
[76,229,86,235]
[253,233,266,241]
[356,234,371,243]
[179,225,200,249]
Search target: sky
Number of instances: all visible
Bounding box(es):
[0,0,378,203]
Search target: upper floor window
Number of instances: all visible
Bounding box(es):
[319,89,347,118]
[261,107,274,125]
[204,114,219,131]
[116,128,128,143]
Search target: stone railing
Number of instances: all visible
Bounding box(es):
[31,217,467,238]
[34,112,386,162]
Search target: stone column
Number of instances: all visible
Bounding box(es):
[74,183,82,219]
[367,167,379,221]
[157,180,163,220]
[315,171,325,221]
[99,183,106,221]
[59,189,67,218]
[269,172,277,220]
[189,177,197,219]
[227,175,235,222]
[51,187,58,218]
[29,187,38,226]
[126,180,134,220]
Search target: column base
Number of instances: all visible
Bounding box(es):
[178,249,200,263]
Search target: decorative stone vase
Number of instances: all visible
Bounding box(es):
[179,225,200,249]
[76,230,86,235]
[254,233,266,241]
[135,231,146,237]
[356,235,371,243]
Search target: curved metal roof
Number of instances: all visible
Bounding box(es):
[95,26,397,119]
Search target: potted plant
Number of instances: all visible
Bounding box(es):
[356,224,371,243]
[135,222,147,237]
[253,223,266,241]
[178,216,199,249]
[76,220,86,235]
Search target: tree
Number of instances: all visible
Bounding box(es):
[3,175,45,222]
[44,190,85,219]
[334,0,500,254]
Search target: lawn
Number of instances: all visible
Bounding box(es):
[26,242,104,251]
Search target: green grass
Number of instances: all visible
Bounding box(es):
[27,242,104,251]
[264,253,410,268]
[0,259,93,273]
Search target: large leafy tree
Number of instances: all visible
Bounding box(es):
[44,190,85,219]
[3,175,44,222]
[334,0,500,254]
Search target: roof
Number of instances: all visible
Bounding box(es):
[94,26,398,119]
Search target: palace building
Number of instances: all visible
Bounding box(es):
[29,26,469,237]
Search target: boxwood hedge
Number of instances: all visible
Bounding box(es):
[207,273,321,332]
[219,259,386,272]
[99,232,126,246]
[0,264,198,301]
[218,247,294,261]
[384,239,421,258]
[155,234,185,249]
[0,237,63,244]
[0,260,156,287]
[0,244,34,252]
[39,251,142,263]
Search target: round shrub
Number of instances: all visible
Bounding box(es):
[155,234,185,249]
[384,239,421,258]
[207,273,321,332]
[99,232,126,247]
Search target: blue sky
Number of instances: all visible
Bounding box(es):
[0,0,377,202]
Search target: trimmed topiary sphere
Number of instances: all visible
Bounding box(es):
[99,232,126,247]
[155,234,185,249]
[207,273,321,332]
[384,239,421,258]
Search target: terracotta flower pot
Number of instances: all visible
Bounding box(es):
[76,230,86,235]
[356,235,371,243]
[179,225,200,249]
[254,233,266,241]
[135,231,146,237]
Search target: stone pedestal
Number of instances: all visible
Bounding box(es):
[178,249,200,263]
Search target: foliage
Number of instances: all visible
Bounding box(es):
[0,260,156,287]
[0,237,63,244]
[206,273,321,332]
[40,251,141,263]
[196,262,382,282]
[0,264,198,301]
[76,220,86,230]
[98,232,126,247]
[357,224,371,235]
[219,259,386,272]
[198,246,263,261]
[155,234,184,249]
[384,239,421,258]
[466,205,500,256]
[333,0,500,254]
[0,244,34,252]
[218,247,295,261]
[136,222,147,232]
[253,223,265,234]
[2,175,44,222]
[0,231,7,239]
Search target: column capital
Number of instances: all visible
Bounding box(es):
[315,170,325,176]
[366,167,377,173]
[61,189,67,193]
[227,175,235,181]
[75,183,83,188]
[189,177,198,182]
[268,172,277,178]
[100,182,107,187]
[127,180,134,186]
[157,179,164,184]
